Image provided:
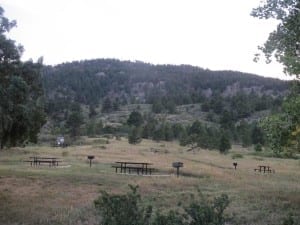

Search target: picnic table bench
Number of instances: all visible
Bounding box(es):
[25,157,61,167]
[112,161,154,175]
[254,165,275,173]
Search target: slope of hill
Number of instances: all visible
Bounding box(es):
[40,59,290,144]
[42,58,288,108]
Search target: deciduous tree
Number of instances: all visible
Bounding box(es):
[251,0,300,77]
[252,1,300,156]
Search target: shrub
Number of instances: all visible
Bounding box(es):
[282,213,300,225]
[93,138,109,145]
[254,143,263,152]
[231,153,243,159]
[94,186,231,225]
[152,210,185,225]
[184,192,230,225]
[94,185,152,225]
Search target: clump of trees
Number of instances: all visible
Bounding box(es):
[252,0,300,157]
[125,112,267,154]
[0,7,46,149]
[260,83,300,157]
[94,185,230,225]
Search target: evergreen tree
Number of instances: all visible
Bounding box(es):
[128,126,142,144]
[236,120,252,147]
[220,110,234,130]
[251,124,265,145]
[88,105,97,118]
[163,123,174,141]
[189,120,203,135]
[127,111,143,127]
[0,7,46,149]
[172,123,185,139]
[86,120,96,137]
[95,120,103,135]
[201,101,210,112]
[219,132,231,154]
[142,118,157,139]
[179,128,190,146]
[152,99,164,113]
[165,100,176,114]
[113,98,120,111]
[101,97,112,113]
[66,103,84,137]
[152,125,165,142]
[197,127,210,149]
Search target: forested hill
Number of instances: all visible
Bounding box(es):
[41,59,291,146]
[42,58,288,109]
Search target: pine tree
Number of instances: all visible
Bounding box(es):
[128,127,142,144]
[0,7,46,149]
[219,132,231,154]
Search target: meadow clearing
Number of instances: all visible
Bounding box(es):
[0,137,299,225]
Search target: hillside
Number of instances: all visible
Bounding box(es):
[42,59,288,106]
[40,59,290,147]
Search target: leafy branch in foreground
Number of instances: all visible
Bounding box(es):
[251,0,300,77]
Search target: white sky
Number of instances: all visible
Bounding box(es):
[1,0,291,80]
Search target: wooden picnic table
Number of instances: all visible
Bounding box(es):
[254,165,275,173]
[112,161,154,175]
[26,156,61,167]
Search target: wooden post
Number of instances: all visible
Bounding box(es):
[233,162,237,170]
[176,167,180,177]
[87,155,95,168]
[172,162,183,178]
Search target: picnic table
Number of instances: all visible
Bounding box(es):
[254,165,275,173]
[112,161,154,175]
[26,156,61,167]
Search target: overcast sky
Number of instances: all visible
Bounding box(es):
[1,0,290,80]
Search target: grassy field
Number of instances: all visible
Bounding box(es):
[0,137,299,225]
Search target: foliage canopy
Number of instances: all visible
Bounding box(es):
[0,7,46,149]
[251,0,300,77]
[94,185,230,225]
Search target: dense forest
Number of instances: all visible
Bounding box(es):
[40,59,291,153]
[42,59,288,107]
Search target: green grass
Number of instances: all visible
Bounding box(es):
[231,153,244,159]
[0,139,299,225]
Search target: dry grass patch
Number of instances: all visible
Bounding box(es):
[0,138,299,225]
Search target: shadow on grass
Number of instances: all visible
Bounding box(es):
[180,156,232,170]
[180,171,210,179]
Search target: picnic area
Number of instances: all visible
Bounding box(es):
[0,137,299,225]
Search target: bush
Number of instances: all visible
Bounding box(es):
[94,186,231,225]
[254,143,262,152]
[231,153,243,159]
[152,210,185,225]
[282,213,300,225]
[94,185,152,225]
[93,138,109,145]
[184,192,230,225]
